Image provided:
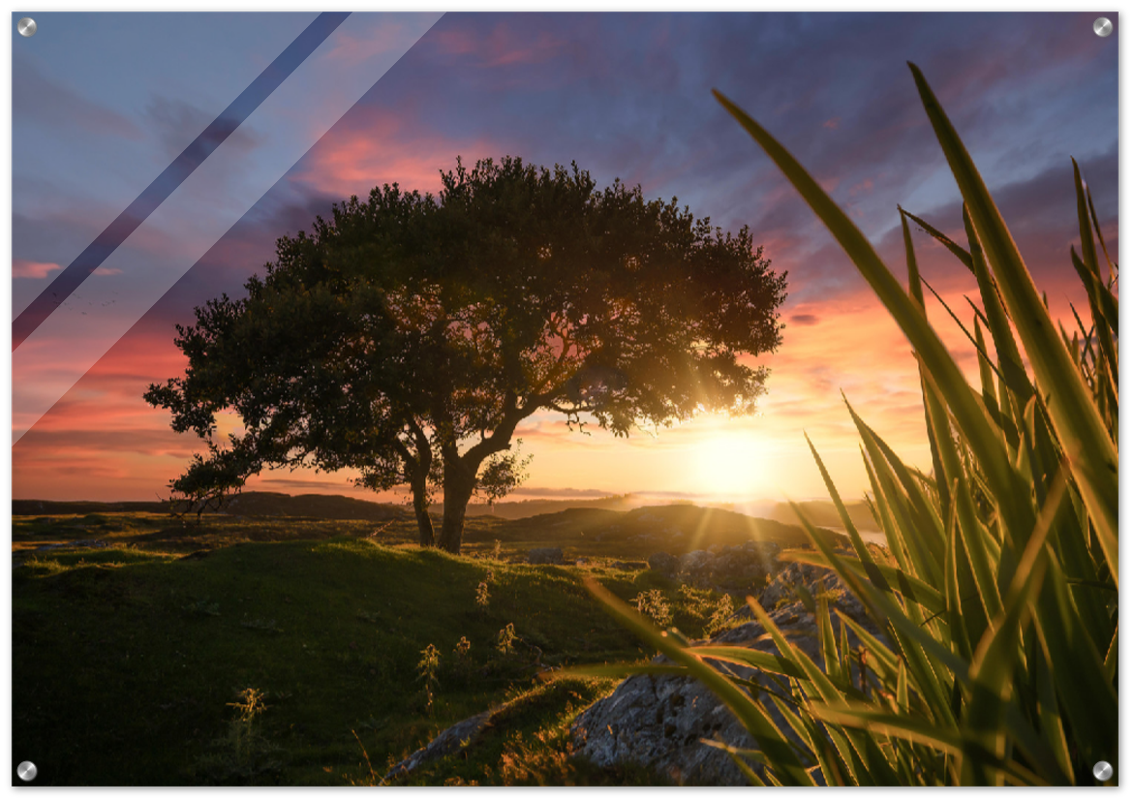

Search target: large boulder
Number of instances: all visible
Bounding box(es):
[570,563,884,785]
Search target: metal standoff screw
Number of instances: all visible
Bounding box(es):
[1094,17,1113,37]
[1093,761,1114,781]
[16,17,36,37]
[16,761,37,782]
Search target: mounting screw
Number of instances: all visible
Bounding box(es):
[1094,17,1113,37]
[17,17,36,37]
[16,761,37,782]
[1094,761,1114,781]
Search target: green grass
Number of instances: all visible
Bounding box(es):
[12,512,758,786]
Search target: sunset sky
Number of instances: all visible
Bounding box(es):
[11,12,1118,507]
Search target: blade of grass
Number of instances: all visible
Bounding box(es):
[909,62,1118,587]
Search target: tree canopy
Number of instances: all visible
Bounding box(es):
[145,156,788,553]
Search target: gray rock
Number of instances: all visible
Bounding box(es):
[384,709,495,782]
[527,547,565,565]
[647,551,678,575]
[678,550,712,573]
[570,562,884,785]
[751,559,867,620]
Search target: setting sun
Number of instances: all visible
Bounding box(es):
[690,435,769,498]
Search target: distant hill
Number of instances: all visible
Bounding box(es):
[13,491,699,521]
[13,491,871,544]
[220,492,406,521]
[465,502,847,554]
[13,499,170,516]
[12,492,407,522]
[457,494,646,520]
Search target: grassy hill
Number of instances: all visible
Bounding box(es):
[11,503,822,786]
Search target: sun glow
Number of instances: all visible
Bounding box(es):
[690,435,770,498]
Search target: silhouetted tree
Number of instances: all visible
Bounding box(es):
[145,157,787,553]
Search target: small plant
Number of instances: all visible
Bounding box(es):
[811,576,839,603]
[773,595,795,611]
[196,687,282,783]
[703,593,735,637]
[631,589,672,629]
[492,540,502,560]
[442,635,477,689]
[454,636,472,657]
[225,683,269,760]
[475,581,490,611]
[416,644,441,716]
[496,623,517,656]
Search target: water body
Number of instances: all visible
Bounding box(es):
[824,527,887,548]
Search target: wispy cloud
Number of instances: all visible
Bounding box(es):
[13,57,144,140]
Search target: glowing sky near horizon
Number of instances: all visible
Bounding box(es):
[12,12,1118,505]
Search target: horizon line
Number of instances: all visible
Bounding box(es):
[12,490,861,506]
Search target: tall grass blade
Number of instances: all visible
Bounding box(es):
[908,62,1118,586]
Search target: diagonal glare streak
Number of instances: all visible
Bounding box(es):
[11,11,350,351]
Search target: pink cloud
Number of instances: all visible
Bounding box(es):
[294,109,503,200]
[13,259,62,279]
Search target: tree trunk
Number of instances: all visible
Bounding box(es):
[401,427,434,548]
[437,460,476,554]
[411,484,434,547]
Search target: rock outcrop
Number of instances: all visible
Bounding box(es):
[647,541,782,595]
[570,563,883,785]
[383,709,496,782]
